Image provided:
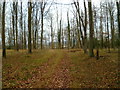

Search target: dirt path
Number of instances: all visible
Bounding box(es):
[16,50,71,88]
[48,51,71,88]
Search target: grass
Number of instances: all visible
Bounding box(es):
[2,49,55,88]
[2,49,119,88]
[68,49,119,88]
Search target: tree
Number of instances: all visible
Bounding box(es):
[15,2,19,51]
[28,2,32,53]
[108,2,115,49]
[116,1,120,46]
[58,20,61,49]
[2,2,6,58]
[100,3,103,49]
[12,2,16,49]
[88,0,94,57]
[93,5,99,60]
[74,0,88,53]
[106,3,110,52]
[75,11,82,48]
[67,11,70,49]
[20,2,24,49]
[40,1,47,49]
[34,2,39,49]
[23,16,27,49]
[50,17,54,49]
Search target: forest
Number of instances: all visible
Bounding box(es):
[0,0,120,88]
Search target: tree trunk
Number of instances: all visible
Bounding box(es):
[51,17,54,49]
[15,2,19,51]
[88,1,94,57]
[2,2,6,58]
[28,2,32,53]
[106,3,110,53]
[116,2,120,38]
[12,2,15,49]
[24,17,26,49]
[20,2,23,49]
[41,10,43,49]
[83,0,88,54]
[67,11,70,49]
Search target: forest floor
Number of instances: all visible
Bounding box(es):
[2,49,119,88]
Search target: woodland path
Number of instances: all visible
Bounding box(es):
[2,49,119,88]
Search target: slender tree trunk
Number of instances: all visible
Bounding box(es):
[100,16,103,49]
[76,12,82,48]
[28,2,32,53]
[34,5,38,49]
[116,1,120,61]
[106,3,110,53]
[88,1,94,57]
[116,1,120,44]
[15,2,19,51]
[41,11,43,49]
[67,11,70,49]
[2,2,6,58]
[100,4,103,49]
[58,20,61,49]
[51,17,54,49]
[24,17,26,49]
[83,0,88,54]
[20,2,23,49]
[94,7,99,60]
[12,2,15,49]
[116,2,120,37]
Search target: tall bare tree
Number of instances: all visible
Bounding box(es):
[106,3,110,52]
[15,2,19,51]
[116,1,120,44]
[67,11,70,49]
[12,2,16,49]
[108,2,115,49]
[20,2,24,49]
[100,3,103,49]
[88,0,94,57]
[2,2,6,58]
[74,0,88,53]
[40,1,47,49]
[28,2,32,53]
[50,17,54,49]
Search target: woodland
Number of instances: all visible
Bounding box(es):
[1,0,120,88]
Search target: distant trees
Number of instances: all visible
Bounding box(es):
[1,0,119,58]
[2,2,6,58]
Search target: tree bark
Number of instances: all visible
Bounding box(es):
[28,2,32,53]
[12,2,15,49]
[2,2,6,58]
[15,2,19,51]
[67,11,70,49]
[88,1,94,57]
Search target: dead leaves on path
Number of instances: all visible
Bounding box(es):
[48,58,71,88]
